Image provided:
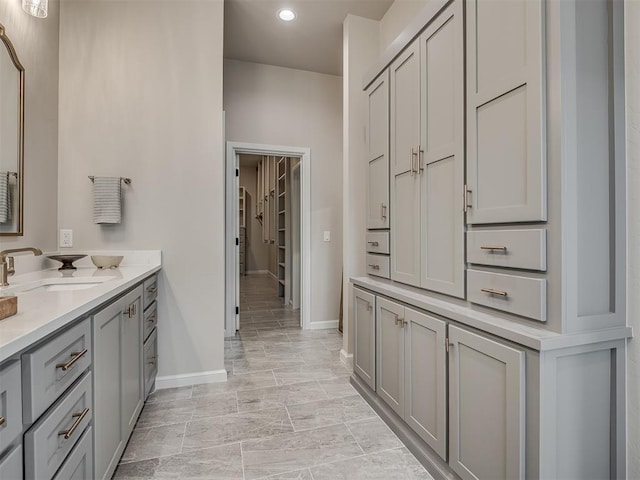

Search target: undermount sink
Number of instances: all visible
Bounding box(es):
[11,276,117,294]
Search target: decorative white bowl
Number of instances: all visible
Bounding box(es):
[91,255,124,269]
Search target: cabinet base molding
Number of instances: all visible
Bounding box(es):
[350,374,456,480]
[307,320,338,330]
[155,369,228,390]
[339,349,353,369]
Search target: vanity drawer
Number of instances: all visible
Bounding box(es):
[143,300,158,341]
[366,231,390,254]
[144,328,158,399]
[467,229,546,271]
[0,361,21,455]
[366,254,390,279]
[52,426,93,480]
[467,269,547,322]
[0,444,22,479]
[22,318,91,424]
[24,371,93,480]
[143,274,158,311]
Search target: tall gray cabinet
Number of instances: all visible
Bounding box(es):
[353,0,629,478]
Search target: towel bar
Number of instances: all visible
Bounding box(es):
[88,176,131,185]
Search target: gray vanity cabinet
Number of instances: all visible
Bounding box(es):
[376,297,405,417]
[353,288,375,390]
[448,325,525,480]
[93,285,144,480]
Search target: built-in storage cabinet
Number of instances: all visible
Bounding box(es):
[366,71,390,231]
[449,325,525,480]
[93,285,143,480]
[465,0,546,224]
[0,361,21,455]
[389,0,464,298]
[353,288,375,390]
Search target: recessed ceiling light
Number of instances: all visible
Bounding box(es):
[277,8,296,22]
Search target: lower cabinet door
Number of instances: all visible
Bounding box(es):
[404,308,447,460]
[449,326,525,480]
[122,292,143,439]
[0,444,22,479]
[376,297,405,417]
[353,288,376,390]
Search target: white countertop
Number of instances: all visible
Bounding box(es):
[351,276,632,351]
[0,251,161,363]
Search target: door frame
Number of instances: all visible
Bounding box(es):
[225,141,311,337]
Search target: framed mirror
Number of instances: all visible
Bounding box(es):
[0,23,24,236]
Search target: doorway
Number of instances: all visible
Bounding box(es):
[225,142,311,337]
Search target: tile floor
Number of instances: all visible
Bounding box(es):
[114,274,432,479]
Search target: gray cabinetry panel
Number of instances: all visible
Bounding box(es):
[122,293,143,437]
[467,229,547,271]
[143,274,158,311]
[449,326,525,480]
[0,444,22,479]
[353,288,375,390]
[24,371,93,480]
[376,297,405,417]
[0,361,21,455]
[52,426,93,480]
[143,300,158,341]
[144,327,158,399]
[22,318,91,424]
[366,254,390,279]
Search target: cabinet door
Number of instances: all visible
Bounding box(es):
[466,0,546,224]
[366,71,390,230]
[122,289,143,438]
[419,0,465,298]
[353,288,376,390]
[93,300,124,480]
[404,308,447,460]
[449,326,525,480]
[376,297,405,417]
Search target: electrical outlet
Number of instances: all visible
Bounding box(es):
[60,229,73,248]
[323,231,331,242]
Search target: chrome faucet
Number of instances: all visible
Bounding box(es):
[0,247,42,287]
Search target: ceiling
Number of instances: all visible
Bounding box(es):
[224,0,394,76]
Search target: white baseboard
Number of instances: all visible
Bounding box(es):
[155,369,228,390]
[246,270,269,275]
[307,320,339,330]
[340,349,353,370]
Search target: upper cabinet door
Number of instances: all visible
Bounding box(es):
[466,0,546,224]
[390,40,421,177]
[366,71,390,230]
[419,0,465,298]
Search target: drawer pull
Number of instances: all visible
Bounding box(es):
[481,288,508,297]
[56,349,88,371]
[0,416,5,426]
[124,303,137,318]
[380,203,387,220]
[147,286,158,294]
[147,314,157,324]
[480,245,508,252]
[58,407,89,440]
[367,241,379,246]
[148,356,158,365]
[368,264,380,270]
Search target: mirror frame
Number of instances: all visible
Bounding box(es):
[0,23,24,236]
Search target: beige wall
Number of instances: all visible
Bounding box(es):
[626,0,640,473]
[342,15,380,358]
[239,164,269,273]
[378,0,429,53]
[224,59,343,326]
[0,1,59,252]
[58,1,226,382]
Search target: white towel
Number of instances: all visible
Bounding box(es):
[0,172,11,224]
[93,177,122,224]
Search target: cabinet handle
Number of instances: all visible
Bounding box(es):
[58,407,89,440]
[148,356,158,365]
[0,416,5,427]
[480,245,507,252]
[124,303,137,318]
[481,288,508,297]
[147,314,157,324]
[366,302,372,312]
[147,286,158,294]
[418,148,424,173]
[410,148,417,176]
[56,349,88,371]
[463,184,472,213]
[380,203,387,220]
[368,264,380,270]
[367,241,379,246]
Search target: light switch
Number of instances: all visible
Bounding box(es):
[323,231,331,242]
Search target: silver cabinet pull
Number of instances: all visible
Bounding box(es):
[58,407,89,439]
[418,148,424,173]
[148,356,158,366]
[56,349,88,371]
[366,302,372,312]
[368,264,380,270]
[124,303,137,318]
[0,416,5,426]
[147,314,157,324]
[147,286,158,294]
[464,184,472,213]
[394,315,401,326]
[410,148,418,176]
[380,203,387,220]
[481,288,508,297]
[367,241,379,246]
[480,246,507,252]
